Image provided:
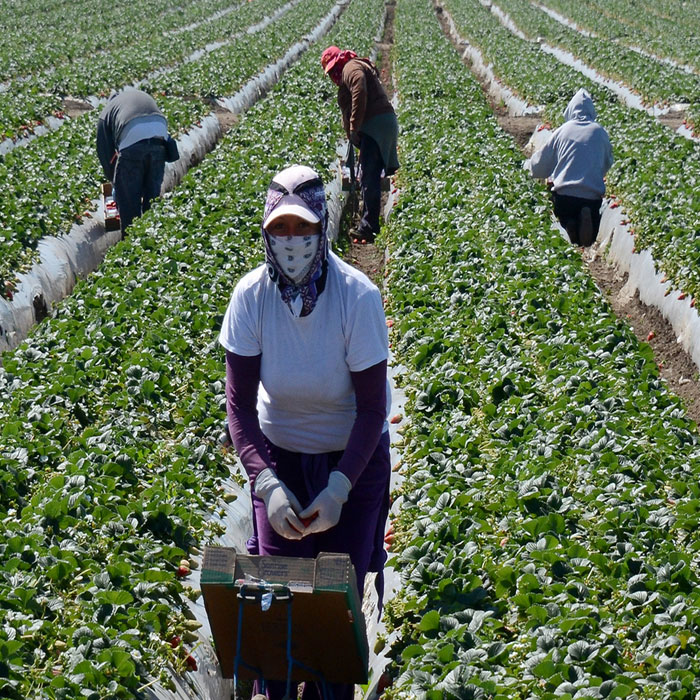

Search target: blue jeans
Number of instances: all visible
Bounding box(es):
[113,138,166,234]
[358,134,384,237]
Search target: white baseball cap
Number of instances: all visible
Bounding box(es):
[263,165,323,229]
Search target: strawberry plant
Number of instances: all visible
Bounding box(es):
[494,0,700,113]
[380,1,700,697]
[0,0,385,696]
[534,0,700,75]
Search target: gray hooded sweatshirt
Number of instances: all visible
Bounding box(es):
[528,89,613,200]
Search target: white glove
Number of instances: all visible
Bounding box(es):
[298,471,352,535]
[254,468,305,540]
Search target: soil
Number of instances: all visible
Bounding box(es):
[495,114,542,150]
[431,1,700,426]
[587,249,700,423]
[347,233,386,287]
[213,104,239,134]
[657,110,687,132]
[62,98,94,118]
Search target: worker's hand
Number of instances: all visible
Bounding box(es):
[349,131,361,147]
[254,468,306,540]
[298,471,352,535]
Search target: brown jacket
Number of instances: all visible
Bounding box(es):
[337,58,394,136]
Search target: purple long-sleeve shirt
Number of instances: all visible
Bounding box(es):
[225,350,387,490]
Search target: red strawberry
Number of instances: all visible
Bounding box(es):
[377,672,391,693]
[647,331,655,341]
[389,414,402,424]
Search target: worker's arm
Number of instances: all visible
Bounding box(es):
[336,360,387,485]
[225,350,273,488]
[338,92,351,137]
[96,118,117,182]
[527,136,557,180]
[226,350,305,538]
[602,133,614,175]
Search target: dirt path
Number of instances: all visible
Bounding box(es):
[432,3,700,425]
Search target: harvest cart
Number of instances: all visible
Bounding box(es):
[201,549,369,699]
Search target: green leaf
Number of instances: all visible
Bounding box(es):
[437,643,455,663]
[418,610,441,632]
[95,590,134,606]
[401,644,424,661]
[533,656,557,679]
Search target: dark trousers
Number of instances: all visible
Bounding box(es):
[358,134,384,237]
[113,139,166,234]
[552,192,602,246]
[249,432,391,700]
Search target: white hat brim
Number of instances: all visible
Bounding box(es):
[264,201,320,229]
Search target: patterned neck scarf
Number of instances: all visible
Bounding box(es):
[262,166,329,317]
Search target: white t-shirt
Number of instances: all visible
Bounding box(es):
[219,251,390,453]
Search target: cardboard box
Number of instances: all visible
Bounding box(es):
[101,182,120,231]
[201,549,368,684]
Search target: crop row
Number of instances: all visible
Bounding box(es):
[529,0,700,131]
[440,0,700,320]
[145,0,334,97]
[0,0,338,295]
[535,0,700,73]
[0,0,291,138]
[493,0,699,118]
[0,0,385,695]
[0,0,236,82]
[381,1,700,698]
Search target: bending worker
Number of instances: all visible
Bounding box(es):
[219,165,392,700]
[321,46,399,244]
[525,88,613,246]
[96,88,176,235]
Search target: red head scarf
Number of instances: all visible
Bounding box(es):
[321,46,357,84]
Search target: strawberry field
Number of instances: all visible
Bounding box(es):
[1,0,700,699]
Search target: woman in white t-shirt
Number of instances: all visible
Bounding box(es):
[218,165,391,700]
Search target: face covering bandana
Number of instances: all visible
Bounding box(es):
[262,165,329,317]
[268,234,321,284]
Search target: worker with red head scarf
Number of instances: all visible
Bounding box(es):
[321,46,399,244]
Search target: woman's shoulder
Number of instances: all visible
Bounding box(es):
[234,263,268,289]
[227,263,269,304]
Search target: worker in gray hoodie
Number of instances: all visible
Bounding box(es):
[96,88,177,236]
[525,89,613,246]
